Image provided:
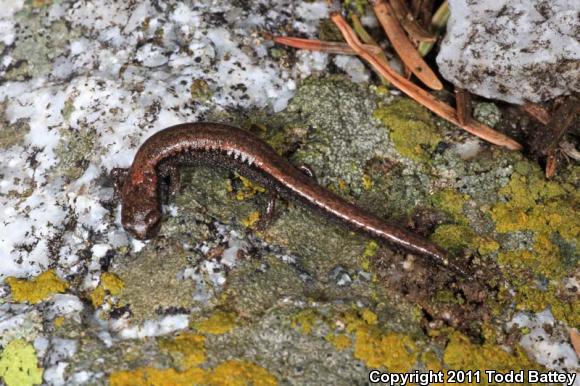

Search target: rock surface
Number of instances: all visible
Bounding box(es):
[437,0,580,104]
[0,1,579,385]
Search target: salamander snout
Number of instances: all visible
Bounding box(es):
[121,204,162,240]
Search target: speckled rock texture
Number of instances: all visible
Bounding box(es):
[437,0,580,104]
[0,1,579,385]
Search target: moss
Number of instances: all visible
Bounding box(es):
[89,272,125,308]
[374,98,442,161]
[109,361,277,386]
[6,270,68,304]
[0,339,43,386]
[443,332,539,384]
[158,333,206,370]
[192,311,237,335]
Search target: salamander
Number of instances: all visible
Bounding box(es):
[115,122,465,276]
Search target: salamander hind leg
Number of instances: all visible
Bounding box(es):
[297,163,316,180]
[256,190,279,231]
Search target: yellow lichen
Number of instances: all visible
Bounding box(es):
[340,308,418,372]
[0,339,43,386]
[291,309,319,335]
[374,98,442,161]
[492,170,578,324]
[234,175,266,201]
[362,174,373,190]
[443,332,539,384]
[354,327,417,373]
[53,316,65,328]
[109,361,277,386]
[158,333,206,370]
[89,272,125,307]
[491,172,578,241]
[109,367,206,386]
[6,270,69,304]
[241,211,261,229]
[326,333,352,350]
[193,311,237,335]
[360,240,379,270]
[361,308,378,325]
[206,360,278,386]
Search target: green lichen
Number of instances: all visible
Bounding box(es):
[374,98,442,162]
[430,224,499,256]
[0,339,43,386]
[431,189,469,224]
[111,241,197,323]
[0,116,29,149]
[6,270,69,304]
[190,79,212,102]
[53,127,96,180]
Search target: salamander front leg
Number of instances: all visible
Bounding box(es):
[158,164,181,203]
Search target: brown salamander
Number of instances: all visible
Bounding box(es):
[116,122,466,276]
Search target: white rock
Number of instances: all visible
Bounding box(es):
[437,0,580,104]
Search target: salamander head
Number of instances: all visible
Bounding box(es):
[121,200,162,240]
[117,169,163,240]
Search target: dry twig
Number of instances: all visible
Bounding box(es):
[372,0,443,90]
[273,36,383,56]
[455,88,472,125]
[521,101,550,125]
[389,0,436,43]
[331,12,522,150]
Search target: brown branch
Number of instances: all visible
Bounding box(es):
[330,12,522,151]
[455,88,472,125]
[389,0,436,43]
[372,0,443,90]
[532,96,580,156]
[273,36,383,56]
[545,151,557,179]
[521,101,550,125]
